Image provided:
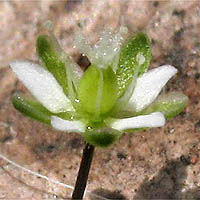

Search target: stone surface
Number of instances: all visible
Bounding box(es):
[0,0,200,199]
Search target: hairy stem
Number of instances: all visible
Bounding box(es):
[72,143,95,199]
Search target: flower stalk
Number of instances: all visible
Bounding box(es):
[72,143,95,200]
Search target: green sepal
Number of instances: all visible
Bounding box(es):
[12,93,52,125]
[116,32,151,97]
[36,35,68,95]
[78,65,118,117]
[138,92,188,120]
[83,127,122,148]
[12,93,75,125]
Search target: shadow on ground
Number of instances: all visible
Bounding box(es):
[90,158,200,200]
[133,158,200,200]
[90,188,127,200]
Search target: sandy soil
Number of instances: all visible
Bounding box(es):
[0,0,200,199]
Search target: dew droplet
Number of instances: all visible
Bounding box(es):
[87,126,92,130]
[136,52,145,65]
[75,99,80,103]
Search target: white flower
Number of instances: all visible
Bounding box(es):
[10,61,177,132]
[10,27,188,147]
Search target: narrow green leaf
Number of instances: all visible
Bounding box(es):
[78,65,118,117]
[36,35,68,95]
[116,32,151,97]
[83,127,122,148]
[138,92,188,119]
[12,93,52,124]
[12,93,75,125]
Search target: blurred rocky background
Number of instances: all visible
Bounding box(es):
[0,0,200,199]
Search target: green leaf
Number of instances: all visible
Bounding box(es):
[116,32,151,97]
[78,65,118,117]
[138,92,188,119]
[12,93,52,125]
[36,35,68,95]
[83,127,122,148]
[12,93,75,125]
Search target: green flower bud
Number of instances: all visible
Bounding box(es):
[78,65,118,117]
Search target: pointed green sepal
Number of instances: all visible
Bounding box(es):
[12,93,52,125]
[83,127,122,148]
[12,93,75,125]
[36,35,68,95]
[139,92,188,119]
[116,32,151,97]
[78,65,118,117]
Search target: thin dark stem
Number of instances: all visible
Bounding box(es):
[72,143,95,200]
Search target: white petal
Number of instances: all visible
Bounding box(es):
[51,116,85,133]
[126,65,177,112]
[10,60,74,113]
[109,112,165,131]
[93,29,124,67]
